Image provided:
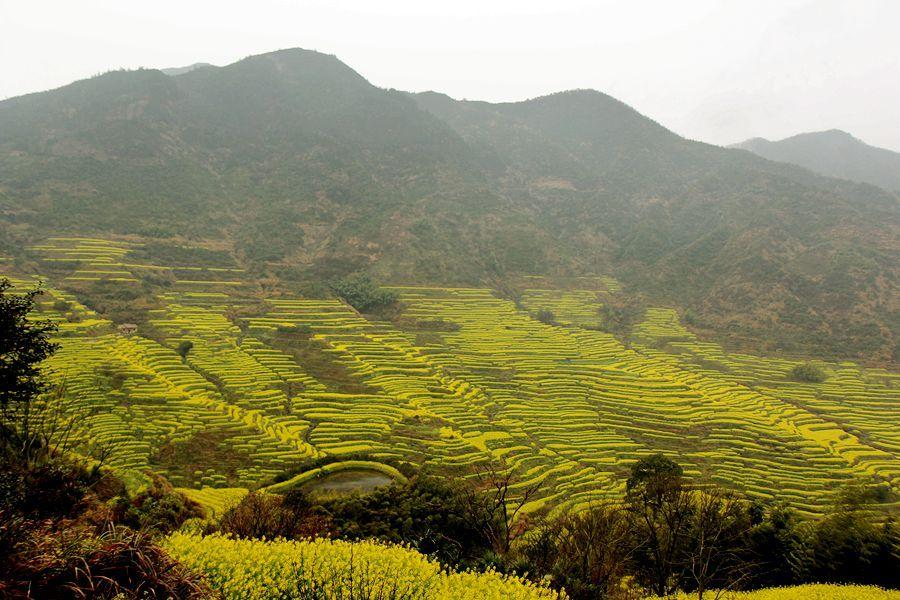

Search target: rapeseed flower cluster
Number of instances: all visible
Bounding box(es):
[164,532,566,599]
[661,584,900,599]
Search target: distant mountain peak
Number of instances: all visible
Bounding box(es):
[516,88,627,107]
[237,47,353,70]
[733,129,900,191]
[792,129,860,144]
[821,128,853,137]
[219,47,373,92]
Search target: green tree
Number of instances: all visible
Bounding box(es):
[805,485,900,587]
[626,454,693,597]
[535,308,556,325]
[626,453,684,504]
[789,363,826,383]
[330,275,398,314]
[176,340,194,362]
[322,475,494,568]
[0,278,59,459]
[744,503,804,588]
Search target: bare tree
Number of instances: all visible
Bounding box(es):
[9,379,119,472]
[687,489,755,600]
[537,503,635,600]
[626,454,757,599]
[464,463,542,555]
[12,381,73,464]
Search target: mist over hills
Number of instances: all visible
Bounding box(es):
[733,130,900,192]
[0,48,897,364]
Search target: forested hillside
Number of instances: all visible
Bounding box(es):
[1,48,897,364]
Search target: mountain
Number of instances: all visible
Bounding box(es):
[732,130,900,192]
[412,92,899,363]
[0,48,897,364]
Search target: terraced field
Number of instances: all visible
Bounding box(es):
[31,236,248,291]
[3,238,897,513]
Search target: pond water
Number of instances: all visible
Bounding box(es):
[304,470,394,494]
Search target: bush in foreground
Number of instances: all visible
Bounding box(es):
[320,475,494,569]
[1,518,208,599]
[111,474,205,534]
[218,490,331,540]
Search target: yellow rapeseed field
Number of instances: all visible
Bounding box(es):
[164,532,566,599]
[661,585,900,599]
[164,534,899,599]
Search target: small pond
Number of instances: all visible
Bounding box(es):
[304,470,394,494]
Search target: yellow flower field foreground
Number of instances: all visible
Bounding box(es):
[163,534,899,599]
[164,532,565,600]
[661,584,900,599]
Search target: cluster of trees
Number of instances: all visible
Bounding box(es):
[73,278,159,329]
[521,456,898,598]
[330,274,399,314]
[597,294,646,344]
[790,362,827,383]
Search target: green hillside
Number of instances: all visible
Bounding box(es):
[0,48,897,365]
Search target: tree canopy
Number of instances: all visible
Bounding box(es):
[0,278,57,414]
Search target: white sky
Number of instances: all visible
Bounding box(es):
[2,0,899,151]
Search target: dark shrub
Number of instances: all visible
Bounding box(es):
[535,309,556,325]
[0,460,101,519]
[176,340,194,361]
[322,476,492,569]
[743,503,804,588]
[30,528,209,599]
[805,487,900,588]
[330,275,398,313]
[790,363,826,383]
[276,323,312,334]
[518,505,632,600]
[112,475,204,534]
[219,491,330,540]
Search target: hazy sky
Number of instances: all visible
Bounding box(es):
[2,0,899,151]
